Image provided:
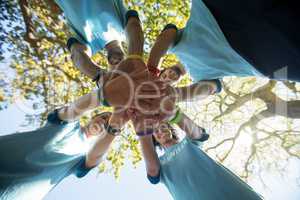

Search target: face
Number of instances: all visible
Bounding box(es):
[153,124,177,147]
[85,112,111,137]
[159,68,180,84]
[108,50,124,67]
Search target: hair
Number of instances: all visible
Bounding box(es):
[107,49,125,63]
[152,123,179,149]
[91,112,111,122]
[159,65,183,78]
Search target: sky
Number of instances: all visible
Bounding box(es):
[0,104,300,200]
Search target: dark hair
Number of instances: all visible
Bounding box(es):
[107,50,125,64]
[159,65,183,78]
[91,112,111,123]
[152,123,179,149]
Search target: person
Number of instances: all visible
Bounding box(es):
[0,92,127,200]
[131,110,263,200]
[55,0,141,83]
[55,0,127,69]
[159,63,186,85]
[148,0,300,82]
[55,0,167,113]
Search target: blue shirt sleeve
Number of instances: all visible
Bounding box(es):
[74,157,94,178]
[188,131,210,147]
[213,79,222,93]
[47,109,68,125]
[147,169,161,185]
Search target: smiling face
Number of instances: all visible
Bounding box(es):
[159,68,180,84]
[105,41,125,68]
[85,112,112,137]
[108,50,124,67]
[153,123,179,148]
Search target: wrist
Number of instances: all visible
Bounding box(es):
[147,65,160,77]
[104,123,121,136]
[139,134,153,141]
[99,86,111,107]
[137,129,154,137]
[211,79,222,94]
[169,108,183,124]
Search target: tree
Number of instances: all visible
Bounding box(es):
[0,0,299,189]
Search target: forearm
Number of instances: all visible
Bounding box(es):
[85,133,115,168]
[176,112,205,140]
[140,135,160,177]
[125,12,144,56]
[109,110,129,130]
[175,80,217,102]
[71,44,104,79]
[147,28,177,68]
[58,89,100,121]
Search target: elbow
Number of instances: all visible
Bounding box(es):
[147,166,160,185]
[211,79,222,94]
[147,167,160,178]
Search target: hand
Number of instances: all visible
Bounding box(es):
[128,109,160,134]
[109,107,130,129]
[85,112,111,138]
[140,85,177,121]
[103,65,167,111]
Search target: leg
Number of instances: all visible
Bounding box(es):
[125,10,144,56]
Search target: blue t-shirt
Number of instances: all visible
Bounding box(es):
[0,110,93,200]
[148,137,262,200]
[170,0,262,82]
[55,0,127,54]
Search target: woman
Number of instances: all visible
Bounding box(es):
[132,110,263,200]
[159,63,186,85]
[148,0,300,82]
[55,0,127,56]
[0,92,126,200]
[55,0,144,82]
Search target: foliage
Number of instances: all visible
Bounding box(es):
[0,0,299,190]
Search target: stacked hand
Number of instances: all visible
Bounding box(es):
[102,58,178,133]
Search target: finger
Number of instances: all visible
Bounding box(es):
[131,69,150,80]
[131,100,160,114]
[156,113,170,122]
[127,108,137,119]
[139,80,167,91]
[151,80,168,90]
[137,90,166,98]
[138,99,163,110]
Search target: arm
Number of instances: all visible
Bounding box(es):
[85,110,127,168]
[147,26,177,68]
[175,79,222,102]
[58,89,100,121]
[125,11,144,56]
[70,42,105,80]
[130,112,161,182]
[140,135,161,179]
[173,111,206,140]
[85,132,115,168]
